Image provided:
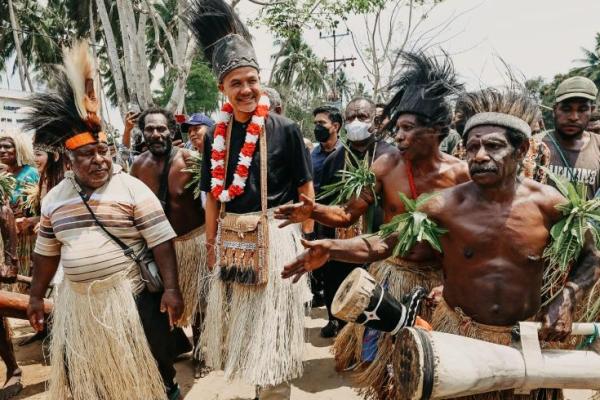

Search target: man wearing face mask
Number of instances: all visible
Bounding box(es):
[276,52,470,399]
[311,106,343,194]
[312,99,396,338]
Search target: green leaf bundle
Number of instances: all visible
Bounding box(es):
[0,172,16,205]
[541,169,600,318]
[183,151,203,200]
[317,142,377,206]
[378,192,447,258]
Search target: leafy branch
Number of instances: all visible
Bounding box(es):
[378,191,446,257]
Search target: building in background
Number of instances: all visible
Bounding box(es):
[0,88,30,133]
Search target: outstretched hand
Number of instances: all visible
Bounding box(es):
[281,239,331,283]
[274,194,315,228]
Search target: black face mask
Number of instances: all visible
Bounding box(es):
[314,125,331,143]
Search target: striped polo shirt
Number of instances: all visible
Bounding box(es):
[34,166,176,284]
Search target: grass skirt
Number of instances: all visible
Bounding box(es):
[49,272,166,400]
[14,231,35,293]
[173,226,208,327]
[431,298,563,400]
[201,217,310,387]
[332,257,442,400]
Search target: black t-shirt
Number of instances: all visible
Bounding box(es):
[200,112,313,213]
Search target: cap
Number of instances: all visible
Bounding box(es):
[181,113,215,133]
[555,76,598,104]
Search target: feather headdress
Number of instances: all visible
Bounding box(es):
[460,88,541,139]
[24,41,104,152]
[183,0,259,81]
[384,51,463,132]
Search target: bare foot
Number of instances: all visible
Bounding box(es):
[193,359,211,379]
[0,369,22,400]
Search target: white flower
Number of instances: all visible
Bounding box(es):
[211,178,223,188]
[219,192,231,202]
[258,95,271,108]
[232,174,246,187]
[239,155,253,167]
[245,133,259,144]
[211,159,224,169]
[216,111,231,124]
[252,116,265,126]
[213,135,226,150]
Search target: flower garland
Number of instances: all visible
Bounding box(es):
[210,94,270,202]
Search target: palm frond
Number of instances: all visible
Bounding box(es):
[22,182,40,216]
[378,192,447,257]
[183,152,203,199]
[0,172,16,204]
[541,169,600,315]
[317,142,377,206]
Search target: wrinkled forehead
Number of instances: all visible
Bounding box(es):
[466,125,510,142]
[144,113,168,128]
[345,100,374,119]
[0,137,14,146]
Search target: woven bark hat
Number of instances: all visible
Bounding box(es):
[184,0,259,82]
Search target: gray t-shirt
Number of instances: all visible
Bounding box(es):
[543,131,600,199]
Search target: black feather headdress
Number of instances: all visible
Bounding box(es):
[183,0,259,81]
[384,51,463,131]
[24,41,102,152]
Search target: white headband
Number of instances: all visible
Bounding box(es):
[464,112,532,138]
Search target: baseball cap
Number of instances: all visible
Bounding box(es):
[181,113,215,132]
[555,76,598,104]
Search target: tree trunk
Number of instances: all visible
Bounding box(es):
[7,0,33,92]
[89,1,105,119]
[96,0,129,116]
[115,0,141,107]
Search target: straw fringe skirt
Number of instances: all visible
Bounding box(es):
[201,219,310,387]
[431,298,563,400]
[14,231,35,293]
[49,273,166,400]
[332,257,442,400]
[173,226,208,327]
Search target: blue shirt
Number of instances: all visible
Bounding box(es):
[311,141,340,193]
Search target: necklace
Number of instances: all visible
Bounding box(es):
[210,95,270,202]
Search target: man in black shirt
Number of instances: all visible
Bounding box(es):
[186,1,314,398]
[317,98,395,338]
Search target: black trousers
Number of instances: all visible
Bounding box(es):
[322,260,362,322]
[136,289,178,393]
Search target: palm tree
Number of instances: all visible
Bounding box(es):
[334,69,353,106]
[271,32,327,104]
[575,32,600,87]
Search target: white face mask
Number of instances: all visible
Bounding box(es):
[345,119,372,142]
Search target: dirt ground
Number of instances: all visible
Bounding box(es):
[1,309,595,400]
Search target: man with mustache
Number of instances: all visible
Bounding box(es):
[282,88,600,400]
[184,1,314,398]
[275,51,469,399]
[543,76,600,199]
[130,107,208,378]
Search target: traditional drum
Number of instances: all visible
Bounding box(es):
[332,268,427,334]
[393,322,600,400]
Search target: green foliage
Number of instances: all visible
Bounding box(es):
[0,172,16,205]
[542,169,600,313]
[378,192,447,257]
[183,151,203,199]
[155,57,219,114]
[318,142,377,205]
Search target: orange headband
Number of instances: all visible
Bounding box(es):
[65,131,107,150]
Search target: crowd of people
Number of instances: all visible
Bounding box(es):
[0,0,596,400]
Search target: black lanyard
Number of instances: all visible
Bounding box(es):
[547,131,576,182]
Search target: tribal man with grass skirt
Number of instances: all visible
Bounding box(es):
[276,51,470,399]
[283,87,600,400]
[25,42,184,400]
[184,1,315,398]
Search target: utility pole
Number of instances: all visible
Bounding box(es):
[319,30,356,107]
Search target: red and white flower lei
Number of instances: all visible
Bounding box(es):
[210,94,270,202]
